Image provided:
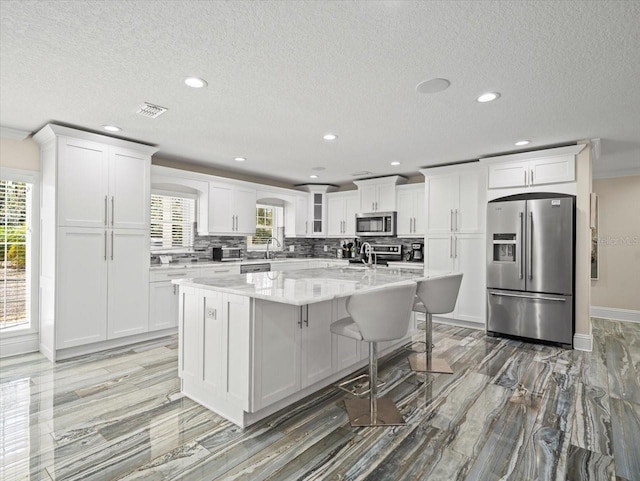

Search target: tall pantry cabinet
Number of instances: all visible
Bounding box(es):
[420,163,487,326]
[35,124,158,361]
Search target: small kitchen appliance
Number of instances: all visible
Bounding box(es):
[355,212,397,237]
[212,247,242,262]
[410,242,424,262]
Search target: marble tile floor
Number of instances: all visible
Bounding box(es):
[0,318,638,481]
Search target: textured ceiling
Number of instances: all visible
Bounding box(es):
[1,0,639,185]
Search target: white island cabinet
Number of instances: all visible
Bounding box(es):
[176,266,450,427]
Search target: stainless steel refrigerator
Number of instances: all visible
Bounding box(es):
[486,193,575,347]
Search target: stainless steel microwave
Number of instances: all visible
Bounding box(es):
[355,212,397,237]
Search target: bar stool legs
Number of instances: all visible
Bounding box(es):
[408,313,453,374]
[344,342,405,426]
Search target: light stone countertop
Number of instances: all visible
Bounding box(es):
[174,266,453,306]
[150,257,347,271]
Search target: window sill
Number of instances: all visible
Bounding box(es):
[0,325,37,338]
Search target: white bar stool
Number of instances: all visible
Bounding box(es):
[330,281,417,427]
[409,273,463,374]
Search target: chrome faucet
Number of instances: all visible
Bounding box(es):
[265,237,281,260]
[360,242,376,268]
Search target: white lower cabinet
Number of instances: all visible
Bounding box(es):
[149,282,179,331]
[56,227,149,349]
[424,233,485,324]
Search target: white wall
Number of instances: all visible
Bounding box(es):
[0,138,40,171]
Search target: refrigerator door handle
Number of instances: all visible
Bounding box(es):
[528,212,533,280]
[519,212,524,279]
[489,291,566,302]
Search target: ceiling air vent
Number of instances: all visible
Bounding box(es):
[351,171,372,177]
[136,102,168,118]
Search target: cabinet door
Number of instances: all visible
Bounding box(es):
[310,192,325,235]
[359,185,377,212]
[208,183,234,233]
[56,227,108,348]
[107,229,150,339]
[179,287,201,383]
[326,196,344,237]
[376,183,396,212]
[488,161,529,189]
[252,301,301,410]
[425,175,458,233]
[108,148,150,230]
[343,194,359,237]
[234,187,257,234]
[530,155,575,185]
[425,235,455,272]
[57,137,109,227]
[333,298,360,370]
[301,302,334,388]
[454,235,486,324]
[413,188,425,235]
[149,282,179,331]
[458,171,484,233]
[396,189,414,236]
[295,195,309,236]
[201,292,224,397]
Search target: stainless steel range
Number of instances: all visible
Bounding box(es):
[354,243,403,266]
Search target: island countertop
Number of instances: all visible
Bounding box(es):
[174,266,453,306]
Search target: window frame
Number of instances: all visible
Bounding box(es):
[150,189,197,253]
[247,204,284,252]
[0,167,39,336]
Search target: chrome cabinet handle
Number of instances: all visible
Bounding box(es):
[519,212,524,279]
[173,284,177,295]
[454,209,458,232]
[111,196,114,226]
[531,169,534,185]
[450,209,454,232]
[524,170,527,186]
[111,230,114,260]
[104,196,108,226]
[298,306,303,328]
[528,212,533,280]
[104,231,107,260]
[450,236,453,258]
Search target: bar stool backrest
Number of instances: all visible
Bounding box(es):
[346,281,417,342]
[416,274,463,315]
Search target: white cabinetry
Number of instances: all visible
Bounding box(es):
[327,191,358,237]
[294,194,309,236]
[353,175,407,213]
[420,163,487,326]
[297,185,337,237]
[484,145,585,190]
[208,182,256,235]
[396,184,425,237]
[35,124,157,360]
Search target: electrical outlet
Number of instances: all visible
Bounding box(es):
[323,245,328,252]
[206,307,216,319]
[289,245,294,252]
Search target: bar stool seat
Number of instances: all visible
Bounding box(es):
[330,281,417,427]
[409,273,463,374]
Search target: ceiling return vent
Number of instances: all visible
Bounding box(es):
[136,102,168,118]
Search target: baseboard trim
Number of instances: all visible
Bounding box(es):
[0,333,39,358]
[432,316,485,331]
[591,306,640,323]
[574,333,593,352]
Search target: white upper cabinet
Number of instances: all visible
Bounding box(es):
[56,135,151,229]
[396,184,425,237]
[422,165,486,235]
[326,191,358,237]
[353,176,407,213]
[208,182,256,235]
[484,145,585,190]
[297,185,337,237]
[295,195,309,236]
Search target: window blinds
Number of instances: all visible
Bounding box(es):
[150,194,196,249]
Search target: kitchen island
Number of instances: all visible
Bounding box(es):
[174,266,450,427]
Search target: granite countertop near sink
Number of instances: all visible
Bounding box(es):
[149,257,345,270]
[174,266,453,306]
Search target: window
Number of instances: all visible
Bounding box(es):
[247,204,283,250]
[150,193,196,250]
[0,179,31,330]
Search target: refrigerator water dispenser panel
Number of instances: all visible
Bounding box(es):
[492,234,517,262]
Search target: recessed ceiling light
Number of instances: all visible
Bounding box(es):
[416,78,451,94]
[309,174,319,179]
[184,77,208,88]
[477,92,500,103]
[515,140,530,146]
[102,125,121,132]
[234,157,246,162]
[390,161,401,166]
[311,166,326,171]
[323,133,338,141]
